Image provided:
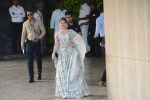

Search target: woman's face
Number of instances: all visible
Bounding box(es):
[59,20,68,29]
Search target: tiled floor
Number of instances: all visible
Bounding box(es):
[0,56,107,100]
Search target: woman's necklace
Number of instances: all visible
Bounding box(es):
[59,29,68,35]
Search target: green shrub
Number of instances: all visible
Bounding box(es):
[47,0,103,45]
[64,0,103,18]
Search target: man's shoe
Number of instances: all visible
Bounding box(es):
[86,52,92,57]
[29,79,34,83]
[37,74,42,80]
[98,81,105,86]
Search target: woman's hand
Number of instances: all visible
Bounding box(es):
[51,53,56,60]
[67,41,75,47]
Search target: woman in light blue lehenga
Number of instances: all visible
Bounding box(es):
[52,18,90,99]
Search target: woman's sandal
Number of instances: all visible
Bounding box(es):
[98,81,105,86]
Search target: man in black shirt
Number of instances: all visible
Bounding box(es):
[87,3,101,57]
[65,11,81,35]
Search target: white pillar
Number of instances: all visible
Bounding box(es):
[104,0,150,100]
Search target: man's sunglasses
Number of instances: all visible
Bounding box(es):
[27,13,33,16]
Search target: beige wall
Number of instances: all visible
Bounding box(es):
[104,0,150,100]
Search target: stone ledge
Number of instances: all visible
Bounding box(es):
[0,54,26,60]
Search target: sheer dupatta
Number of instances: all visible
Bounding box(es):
[67,30,87,91]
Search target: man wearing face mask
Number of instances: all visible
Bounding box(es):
[21,8,46,83]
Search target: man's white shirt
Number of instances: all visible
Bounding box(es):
[34,10,43,23]
[79,3,91,25]
[95,12,104,37]
[50,9,67,33]
[9,5,25,23]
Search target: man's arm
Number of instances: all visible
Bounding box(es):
[94,17,101,38]
[38,21,46,39]
[78,15,90,26]
[9,7,18,18]
[50,11,55,30]
[20,6,25,18]
[78,15,89,20]
[99,13,105,37]
[76,22,82,35]
[21,23,27,50]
